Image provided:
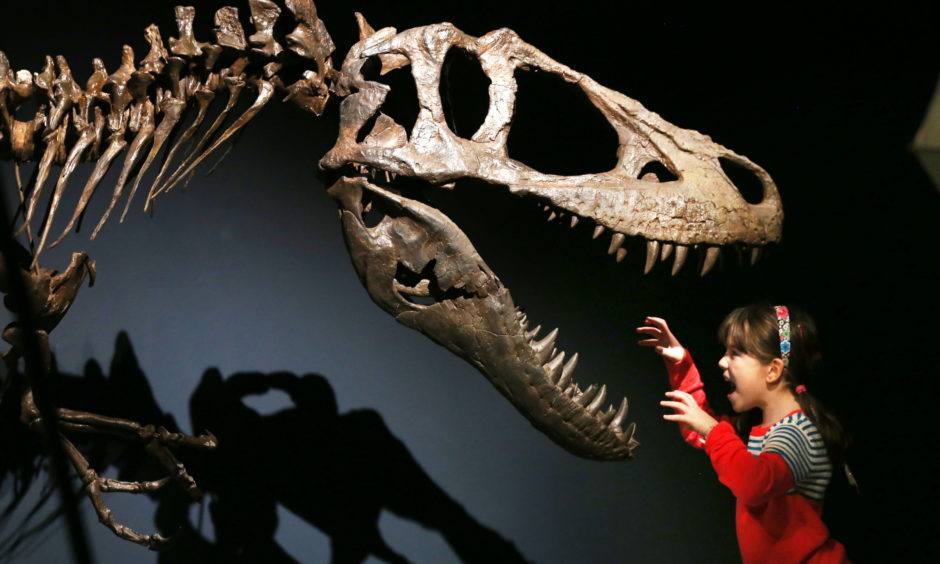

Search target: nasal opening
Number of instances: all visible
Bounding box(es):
[719,157,765,204]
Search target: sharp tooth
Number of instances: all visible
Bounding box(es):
[542,205,551,212]
[733,244,743,265]
[701,246,720,276]
[644,240,660,274]
[610,398,629,429]
[384,170,391,183]
[750,246,761,266]
[575,384,597,406]
[586,385,607,414]
[623,422,637,444]
[593,225,605,239]
[672,245,688,276]
[531,328,559,364]
[565,384,578,398]
[557,352,578,389]
[547,211,557,222]
[616,248,627,262]
[608,233,625,254]
[570,216,579,228]
[599,405,616,425]
[543,351,566,383]
[661,243,673,261]
[525,325,542,340]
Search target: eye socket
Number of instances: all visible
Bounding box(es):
[439,47,490,140]
[719,157,765,205]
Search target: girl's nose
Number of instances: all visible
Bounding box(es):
[718,355,729,369]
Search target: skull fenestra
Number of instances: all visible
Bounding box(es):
[320,19,783,460]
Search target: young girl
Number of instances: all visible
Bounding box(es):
[637,304,850,563]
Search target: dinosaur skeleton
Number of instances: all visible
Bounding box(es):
[0,0,783,549]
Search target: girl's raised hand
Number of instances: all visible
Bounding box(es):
[637,316,685,363]
[661,390,719,438]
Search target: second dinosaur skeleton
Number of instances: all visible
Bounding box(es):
[0,0,783,548]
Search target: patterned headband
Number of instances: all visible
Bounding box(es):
[774,305,791,370]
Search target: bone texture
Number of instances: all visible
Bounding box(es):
[0,1,336,550]
[328,175,639,460]
[321,21,783,273]
[0,1,335,262]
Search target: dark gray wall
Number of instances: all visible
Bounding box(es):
[1,1,937,562]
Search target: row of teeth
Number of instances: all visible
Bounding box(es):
[514,308,634,438]
[540,204,763,276]
[353,163,398,184]
[351,166,758,277]
[350,167,760,277]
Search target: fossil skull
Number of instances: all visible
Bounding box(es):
[321,21,783,460]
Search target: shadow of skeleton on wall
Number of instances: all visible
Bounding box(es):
[0,332,531,564]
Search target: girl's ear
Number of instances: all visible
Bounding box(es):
[765,358,785,384]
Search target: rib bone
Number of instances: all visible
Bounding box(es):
[91,99,156,239]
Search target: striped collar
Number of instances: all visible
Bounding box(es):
[749,409,805,437]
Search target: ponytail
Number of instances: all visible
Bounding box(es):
[782,307,852,469]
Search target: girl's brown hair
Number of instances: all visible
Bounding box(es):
[718,303,849,465]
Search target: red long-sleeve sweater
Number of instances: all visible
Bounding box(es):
[666,352,849,563]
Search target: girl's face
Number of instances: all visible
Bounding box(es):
[719,345,773,413]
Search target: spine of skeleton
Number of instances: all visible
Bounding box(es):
[0,0,334,262]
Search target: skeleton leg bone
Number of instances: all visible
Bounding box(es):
[17,383,216,548]
[60,434,171,549]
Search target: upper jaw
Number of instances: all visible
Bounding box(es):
[320,22,784,255]
[327,176,638,460]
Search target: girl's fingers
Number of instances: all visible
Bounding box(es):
[636,329,662,343]
[637,339,660,347]
[660,400,686,412]
[665,390,695,405]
